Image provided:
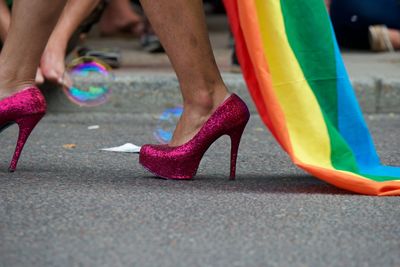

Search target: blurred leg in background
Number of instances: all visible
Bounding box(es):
[39,0,101,84]
[1,0,105,85]
[99,0,143,37]
[330,0,400,51]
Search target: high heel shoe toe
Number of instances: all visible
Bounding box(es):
[139,93,250,180]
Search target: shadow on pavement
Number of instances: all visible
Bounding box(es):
[0,166,353,196]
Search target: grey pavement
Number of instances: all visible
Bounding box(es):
[0,113,399,267]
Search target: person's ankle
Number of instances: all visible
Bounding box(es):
[0,80,35,100]
[0,78,35,92]
[183,94,216,116]
[184,94,213,115]
[183,85,229,113]
[0,66,36,93]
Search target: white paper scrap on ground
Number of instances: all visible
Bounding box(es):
[100,143,141,153]
[88,125,100,130]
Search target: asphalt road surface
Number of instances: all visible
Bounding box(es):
[1,113,399,267]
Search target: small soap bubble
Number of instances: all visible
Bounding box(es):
[153,106,183,144]
[61,56,113,107]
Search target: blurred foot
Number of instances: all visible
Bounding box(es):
[99,1,143,37]
[40,43,66,84]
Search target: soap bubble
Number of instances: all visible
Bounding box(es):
[153,106,183,144]
[62,56,113,106]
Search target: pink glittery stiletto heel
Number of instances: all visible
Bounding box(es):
[139,94,250,180]
[0,87,46,172]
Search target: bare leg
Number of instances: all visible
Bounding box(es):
[40,0,99,84]
[0,0,67,99]
[0,0,11,41]
[139,0,229,146]
[0,0,45,84]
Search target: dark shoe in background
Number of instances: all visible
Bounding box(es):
[77,47,121,68]
[140,32,164,53]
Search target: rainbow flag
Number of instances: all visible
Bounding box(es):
[224,0,400,195]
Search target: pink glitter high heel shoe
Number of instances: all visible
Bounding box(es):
[140,94,250,180]
[0,87,46,172]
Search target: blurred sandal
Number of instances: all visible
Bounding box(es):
[369,25,395,52]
